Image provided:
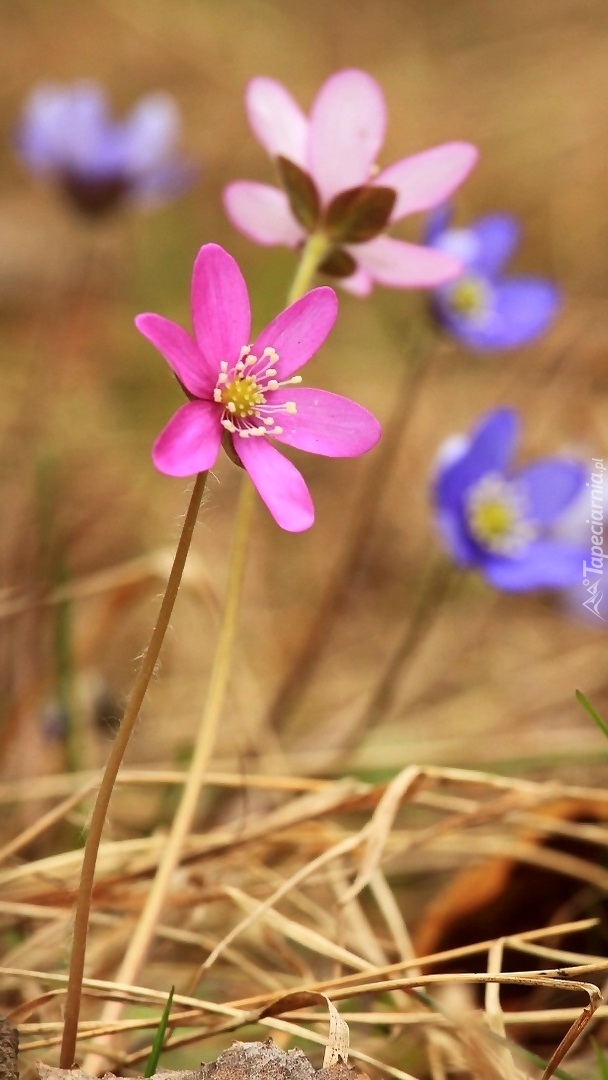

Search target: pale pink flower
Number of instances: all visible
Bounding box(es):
[224,69,478,296]
[136,244,381,532]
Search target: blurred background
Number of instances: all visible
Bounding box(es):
[1,0,608,801]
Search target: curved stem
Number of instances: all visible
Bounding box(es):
[59,471,208,1069]
[110,478,255,989]
[82,237,328,1073]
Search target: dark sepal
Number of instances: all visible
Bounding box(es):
[221,430,245,469]
[276,156,321,231]
[318,248,357,279]
[61,171,129,217]
[324,184,396,243]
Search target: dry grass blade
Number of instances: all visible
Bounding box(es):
[339,765,422,905]
[540,980,603,1080]
[260,992,349,1066]
[197,831,366,975]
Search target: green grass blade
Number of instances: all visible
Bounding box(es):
[576,689,608,739]
[144,985,175,1077]
[593,1040,608,1080]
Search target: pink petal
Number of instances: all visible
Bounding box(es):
[234,436,314,532]
[309,70,386,202]
[377,142,479,221]
[252,286,338,379]
[246,76,309,166]
[223,181,305,247]
[135,313,215,398]
[152,400,222,476]
[270,388,381,457]
[351,236,462,288]
[190,244,251,368]
[338,267,374,296]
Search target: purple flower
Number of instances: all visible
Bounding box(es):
[433,408,585,591]
[224,70,478,296]
[136,244,382,532]
[16,81,195,216]
[426,209,560,350]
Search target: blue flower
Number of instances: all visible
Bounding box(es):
[433,408,585,591]
[16,81,196,217]
[426,208,560,351]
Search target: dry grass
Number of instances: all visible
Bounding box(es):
[3,765,608,1077]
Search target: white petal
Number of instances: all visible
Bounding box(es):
[246,77,308,166]
[351,236,462,288]
[308,69,386,202]
[378,142,478,221]
[223,181,305,247]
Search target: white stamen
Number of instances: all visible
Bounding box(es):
[215,343,305,444]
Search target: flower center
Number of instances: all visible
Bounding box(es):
[466,473,534,555]
[220,374,265,417]
[213,345,300,438]
[447,275,490,320]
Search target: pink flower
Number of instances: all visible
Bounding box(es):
[136,244,382,532]
[224,69,478,296]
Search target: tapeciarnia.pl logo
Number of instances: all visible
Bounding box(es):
[582,458,606,621]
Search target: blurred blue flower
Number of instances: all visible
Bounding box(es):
[426,208,560,351]
[433,407,585,591]
[16,81,196,217]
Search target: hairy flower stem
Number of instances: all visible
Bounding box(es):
[102,478,255,999]
[59,470,208,1070]
[82,235,329,1073]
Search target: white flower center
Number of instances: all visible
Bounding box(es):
[466,473,534,555]
[213,346,300,438]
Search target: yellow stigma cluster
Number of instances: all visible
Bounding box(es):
[213,345,300,438]
[448,275,488,318]
[466,473,533,555]
[220,374,265,417]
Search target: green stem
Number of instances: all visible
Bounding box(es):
[287,233,331,303]
[59,471,207,1069]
